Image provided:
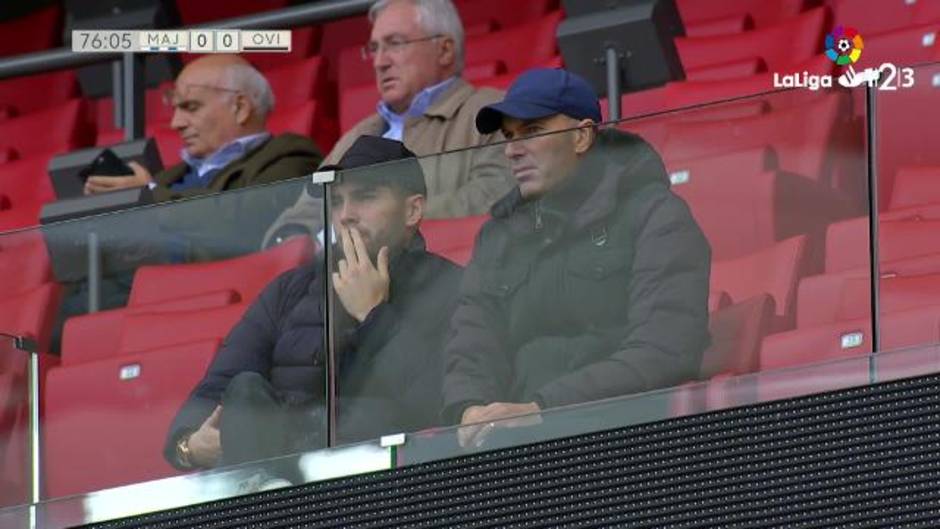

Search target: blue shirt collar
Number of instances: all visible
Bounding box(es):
[376,77,457,132]
[181,131,271,178]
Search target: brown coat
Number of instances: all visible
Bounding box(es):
[152,133,322,202]
[262,79,513,246]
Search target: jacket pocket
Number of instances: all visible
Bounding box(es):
[566,250,630,281]
[480,265,529,298]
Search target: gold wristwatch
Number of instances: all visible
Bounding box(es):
[176,433,194,468]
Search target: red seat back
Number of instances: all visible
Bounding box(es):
[420,215,489,266]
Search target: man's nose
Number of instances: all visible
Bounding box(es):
[373,46,392,70]
[504,138,525,159]
[170,108,186,131]
[337,202,358,224]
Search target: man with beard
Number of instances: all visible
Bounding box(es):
[165,136,461,471]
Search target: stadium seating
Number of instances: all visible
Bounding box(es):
[60,237,313,366]
[0,100,93,160]
[797,273,940,328]
[858,22,940,68]
[0,153,58,231]
[674,7,829,72]
[676,0,806,29]
[684,13,753,38]
[175,0,291,25]
[825,217,940,273]
[0,70,78,118]
[0,4,61,58]
[710,236,809,329]
[760,304,940,370]
[661,92,850,184]
[886,165,940,212]
[831,0,919,35]
[43,339,221,497]
[421,215,488,266]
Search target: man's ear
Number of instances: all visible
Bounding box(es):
[437,36,456,69]
[233,93,253,125]
[573,119,596,155]
[404,194,426,229]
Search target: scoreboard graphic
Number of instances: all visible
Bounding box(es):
[71,30,292,53]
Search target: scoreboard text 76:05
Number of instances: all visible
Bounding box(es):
[71,30,292,53]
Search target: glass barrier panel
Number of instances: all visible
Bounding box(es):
[0,439,392,529]
[323,86,870,456]
[0,177,330,507]
[874,61,940,351]
[0,334,33,509]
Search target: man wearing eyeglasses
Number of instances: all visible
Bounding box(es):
[263,0,513,247]
[83,54,322,201]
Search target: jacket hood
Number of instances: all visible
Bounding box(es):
[491,128,669,232]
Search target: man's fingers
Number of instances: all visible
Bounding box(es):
[339,226,358,266]
[377,246,390,280]
[205,405,223,428]
[349,226,372,268]
[337,258,349,279]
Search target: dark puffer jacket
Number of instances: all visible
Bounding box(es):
[442,129,711,422]
[165,235,461,465]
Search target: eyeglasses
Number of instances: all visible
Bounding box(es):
[360,34,443,61]
[162,84,242,108]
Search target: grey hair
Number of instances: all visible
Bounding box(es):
[369,0,465,74]
[225,61,276,118]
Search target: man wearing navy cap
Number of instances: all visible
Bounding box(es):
[442,69,711,445]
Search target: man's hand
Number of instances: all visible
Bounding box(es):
[187,405,223,468]
[332,226,390,322]
[84,161,153,195]
[458,402,542,448]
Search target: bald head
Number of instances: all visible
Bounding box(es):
[169,55,275,158]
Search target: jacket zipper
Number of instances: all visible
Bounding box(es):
[534,201,543,231]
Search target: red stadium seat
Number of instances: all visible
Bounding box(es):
[454,0,559,30]
[701,294,776,378]
[887,166,940,212]
[464,11,562,74]
[264,55,331,110]
[684,57,765,82]
[268,99,337,155]
[0,231,54,296]
[858,22,940,68]
[662,92,849,183]
[0,100,93,160]
[61,290,240,367]
[421,215,488,266]
[661,54,833,111]
[0,70,78,118]
[118,304,246,354]
[175,0,290,25]
[797,273,940,327]
[875,63,940,210]
[760,304,940,370]
[676,0,807,29]
[93,82,174,133]
[831,0,918,36]
[915,0,940,24]
[43,339,220,497]
[674,7,829,72]
[667,147,842,261]
[711,235,810,328]
[320,16,373,85]
[129,236,313,307]
[0,284,62,353]
[825,217,940,273]
[685,13,753,37]
[0,5,61,58]
[0,153,58,231]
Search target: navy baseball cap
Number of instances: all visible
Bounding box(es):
[476,68,602,134]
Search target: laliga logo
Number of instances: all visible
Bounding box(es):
[774,25,915,91]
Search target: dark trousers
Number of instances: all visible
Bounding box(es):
[220,372,327,472]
